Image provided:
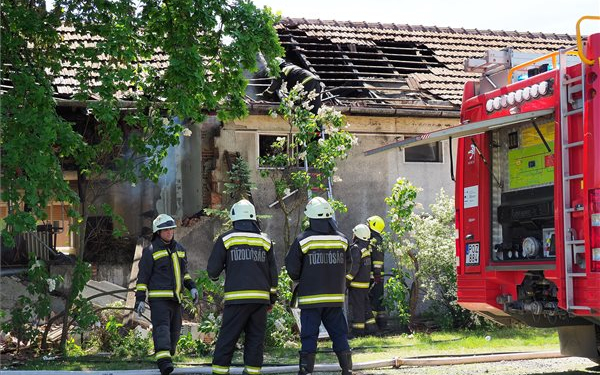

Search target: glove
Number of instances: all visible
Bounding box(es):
[190,288,199,304]
[134,301,145,317]
[269,292,278,305]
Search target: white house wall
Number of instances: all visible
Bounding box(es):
[210,113,459,265]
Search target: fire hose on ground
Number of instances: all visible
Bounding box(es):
[0,350,565,374]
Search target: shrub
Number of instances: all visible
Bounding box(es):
[1,255,63,353]
[382,267,410,326]
[265,303,298,348]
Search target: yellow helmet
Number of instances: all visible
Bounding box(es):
[367,215,385,233]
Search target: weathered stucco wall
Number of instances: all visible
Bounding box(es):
[203,113,459,270]
[88,112,459,283]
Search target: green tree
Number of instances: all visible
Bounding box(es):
[259,84,357,248]
[1,0,283,354]
[384,177,421,323]
[224,155,255,203]
[205,155,261,239]
[389,188,474,329]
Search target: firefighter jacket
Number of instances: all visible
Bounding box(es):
[346,238,372,290]
[369,231,384,277]
[265,62,320,95]
[207,227,278,305]
[136,238,197,304]
[285,227,351,308]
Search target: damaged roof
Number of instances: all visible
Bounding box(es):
[247,18,577,113]
[8,20,579,116]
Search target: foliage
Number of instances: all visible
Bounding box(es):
[113,329,152,359]
[1,0,283,243]
[1,255,63,353]
[384,177,422,239]
[194,270,225,316]
[259,84,357,248]
[205,155,269,240]
[390,188,483,329]
[189,267,298,352]
[381,267,411,325]
[265,267,298,348]
[88,309,151,358]
[66,338,86,357]
[383,178,421,322]
[274,266,294,304]
[406,189,456,303]
[92,315,125,353]
[224,155,256,202]
[265,303,298,348]
[176,332,200,356]
[2,0,283,354]
[68,261,98,332]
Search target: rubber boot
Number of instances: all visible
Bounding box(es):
[157,358,174,375]
[376,311,388,330]
[298,351,316,375]
[336,350,352,375]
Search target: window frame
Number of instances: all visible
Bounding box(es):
[403,140,444,163]
[257,133,292,170]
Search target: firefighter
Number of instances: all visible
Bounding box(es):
[258,58,322,115]
[285,197,353,375]
[207,199,278,375]
[367,215,388,330]
[346,224,377,337]
[135,214,199,375]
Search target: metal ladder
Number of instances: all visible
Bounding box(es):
[558,47,590,312]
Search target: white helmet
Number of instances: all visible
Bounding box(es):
[230,199,256,221]
[304,197,334,219]
[352,224,371,241]
[153,214,176,233]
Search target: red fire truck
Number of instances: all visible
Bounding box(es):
[367,16,600,360]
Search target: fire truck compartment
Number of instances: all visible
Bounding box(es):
[490,118,557,262]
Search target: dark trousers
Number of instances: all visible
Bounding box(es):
[300,307,350,353]
[369,281,385,312]
[212,303,268,369]
[349,288,373,330]
[149,299,182,361]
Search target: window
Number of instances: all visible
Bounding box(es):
[258,134,289,168]
[404,141,443,163]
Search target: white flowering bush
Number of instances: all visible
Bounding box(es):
[259,84,357,248]
[400,189,456,304]
[389,188,481,328]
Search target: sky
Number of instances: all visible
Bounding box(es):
[252,0,600,36]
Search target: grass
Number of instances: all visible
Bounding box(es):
[8,327,560,371]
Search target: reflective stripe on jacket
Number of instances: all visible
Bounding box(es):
[369,231,384,276]
[346,238,372,289]
[285,228,350,308]
[135,238,196,303]
[207,229,278,305]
